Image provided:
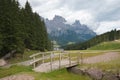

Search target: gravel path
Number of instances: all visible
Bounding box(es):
[0,74,34,80]
[83,52,120,64]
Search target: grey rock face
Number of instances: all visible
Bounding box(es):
[45,15,96,45]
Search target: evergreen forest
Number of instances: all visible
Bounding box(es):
[63,29,120,50]
[0,0,51,57]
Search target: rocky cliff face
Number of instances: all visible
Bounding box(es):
[45,15,96,45]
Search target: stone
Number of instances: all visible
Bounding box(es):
[102,72,119,80]
[86,68,104,80]
[67,67,85,75]
[0,59,7,66]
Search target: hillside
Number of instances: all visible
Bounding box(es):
[88,40,120,50]
[63,29,120,50]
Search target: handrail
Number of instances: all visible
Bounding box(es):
[30,52,50,58]
[29,51,81,70]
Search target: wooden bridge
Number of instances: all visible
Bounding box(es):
[29,51,82,72]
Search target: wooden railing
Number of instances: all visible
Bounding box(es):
[29,51,82,71]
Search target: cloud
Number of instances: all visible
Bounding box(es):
[96,20,120,34]
[18,0,120,34]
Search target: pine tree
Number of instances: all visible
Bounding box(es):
[0,0,51,57]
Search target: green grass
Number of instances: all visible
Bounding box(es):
[67,50,108,59]
[3,48,120,80]
[80,57,120,73]
[0,65,91,80]
[30,69,91,80]
[0,65,32,78]
[88,41,120,50]
[1,50,120,80]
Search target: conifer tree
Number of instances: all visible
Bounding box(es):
[0,0,51,57]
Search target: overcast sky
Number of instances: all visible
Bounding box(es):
[18,0,120,34]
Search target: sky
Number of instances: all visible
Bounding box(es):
[18,0,120,34]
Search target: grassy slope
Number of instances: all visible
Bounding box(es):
[1,50,109,80]
[88,40,120,50]
[3,48,120,79]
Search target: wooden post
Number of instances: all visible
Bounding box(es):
[50,53,53,71]
[80,53,83,65]
[42,53,45,64]
[69,53,71,66]
[77,53,80,64]
[59,52,61,69]
[33,57,35,68]
[53,53,55,61]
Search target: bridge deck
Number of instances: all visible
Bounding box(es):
[30,52,80,72]
[33,59,78,72]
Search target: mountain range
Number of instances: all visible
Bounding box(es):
[45,15,96,46]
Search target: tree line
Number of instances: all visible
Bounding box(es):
[63,29,120,50]
[0,0,52,57]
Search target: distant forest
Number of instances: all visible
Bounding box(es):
[63,29,120,50]
[0,0,51,57]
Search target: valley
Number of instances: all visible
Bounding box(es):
[0,0,120,80]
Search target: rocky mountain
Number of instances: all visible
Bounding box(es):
[45,15,96,46]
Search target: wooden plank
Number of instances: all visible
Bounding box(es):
[30,52,42,58]
[30,54,55,65]
[30,56,50,65]
[30,52,50,58]
[31,51,81,72]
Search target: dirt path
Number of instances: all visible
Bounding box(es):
[0,74,34,80]
[33,52,120,72]
[83,52,120,64]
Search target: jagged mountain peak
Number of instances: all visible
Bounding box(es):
[72,20,81,26]
[45,15,96,45]
[53,15,66,23]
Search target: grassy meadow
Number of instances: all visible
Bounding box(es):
[88,40,120,50]
[1,40,120,80]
